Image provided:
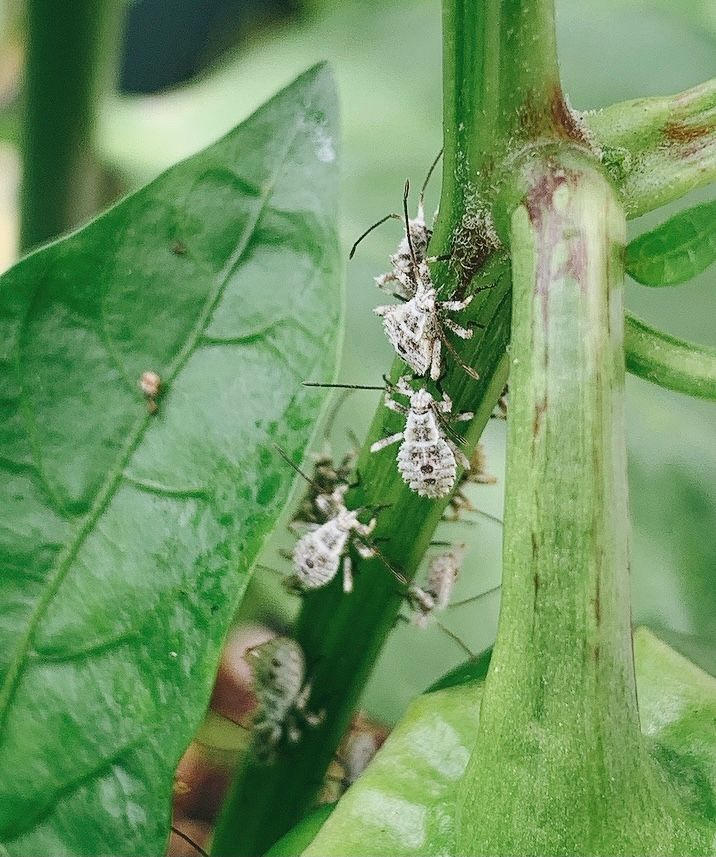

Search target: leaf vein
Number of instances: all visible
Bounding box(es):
[0,97,313,751]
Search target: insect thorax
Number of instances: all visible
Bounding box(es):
[383,307,436,375]
[426,554,460,610]
[404,408,443,445]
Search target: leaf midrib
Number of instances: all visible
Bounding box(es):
[0,99,312,739]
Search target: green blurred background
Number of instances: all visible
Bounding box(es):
[0,0,714,725]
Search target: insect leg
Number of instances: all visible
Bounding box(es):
[430,337,442,381]
[383,392,409,415]
[440,294,473,312]
[342,554,354,593]
[442,317,474,340]
[439,331,480,380]
[171,826,210,857]
[356,516,377,537]
[288,521,320,535]
[447,438,471,470]
[437,391,453,412]
[355,541,376,560]
[394,375,414,397]
[370,432,404,452]
[287,719,302,744]
[304,709,325,727]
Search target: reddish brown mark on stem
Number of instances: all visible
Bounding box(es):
[663,119,713,145]
[549,87,591,146]
[533,397,547,436]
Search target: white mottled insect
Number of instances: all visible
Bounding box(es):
[370,376,473,498]
[290,390,358,531]
[247,637,323,761]
[374,194,433,300]
[349,151,442,301]
[292,484,376,594]
[408,544,465,628]
[289,448,357,532]
[374,255,476,381]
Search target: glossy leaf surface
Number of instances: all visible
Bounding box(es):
[0,64,341,856]
[626,199,716,286]
[303,630,716,856]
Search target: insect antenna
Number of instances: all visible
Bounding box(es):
[433,619,476,658]
[348,213,401,260]
[438,330,480,380]
[303,382,385,391]
[444,508,504,527]
[322,387,354,442]
[448,581,502,609]
[273,443,324,495]
[419,147,444,207]
[346,428,361,450]
[470,508,503,526]
[355,535,407,587]
[171,825,210,857]
[402,179,418,268]
[435,409,470,447]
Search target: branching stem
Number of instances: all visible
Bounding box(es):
[212,2,635,854]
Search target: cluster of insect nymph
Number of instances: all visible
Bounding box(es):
[242,154,504,767]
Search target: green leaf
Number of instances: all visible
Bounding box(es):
[265,804,337,857]
[0,63,342,857]
[626,199,716,286]
[424,645,492,693]
[303,630,716,856]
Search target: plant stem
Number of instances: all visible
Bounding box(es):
[20,0,119,251]
[584,77,716,219]
[625,312,716,400]
[212,2,579,854]
[434,0,584,256]
[457,147,711,856]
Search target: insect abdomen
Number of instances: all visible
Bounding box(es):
[293,525,344,588]
[397,439,456,498]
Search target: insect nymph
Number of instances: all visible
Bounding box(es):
[350,151,441,301]
[370,181,477,381]
[370,376,473,498]
[247,637,323,761]
[408,544,465,628]
[290,390,358,531]
[373,188,433,300]
[290,447,356,530]
[292,484,376,593]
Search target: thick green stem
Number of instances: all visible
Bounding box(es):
[625,312,716,400]
[211,2,589,854]
[20,0,118,251]
[457,148,711,856]
[434,0,585,258]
